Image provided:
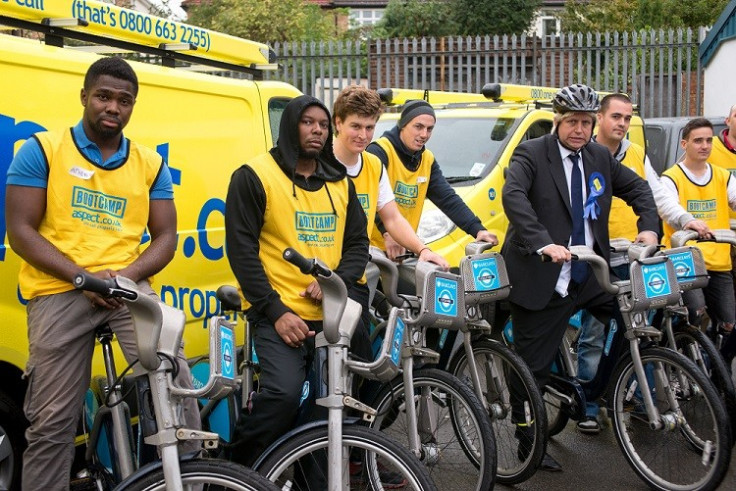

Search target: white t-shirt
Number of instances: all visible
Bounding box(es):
[344,154,395,211]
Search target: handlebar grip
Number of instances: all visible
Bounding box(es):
[540,253,578,262]
[73,273,115,295]
[283,248,314,274]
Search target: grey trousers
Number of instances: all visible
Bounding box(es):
[21,282,200,491]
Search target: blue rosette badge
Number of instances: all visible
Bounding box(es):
[584,172,605,220]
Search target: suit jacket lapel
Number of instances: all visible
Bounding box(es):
[547,137,572,216]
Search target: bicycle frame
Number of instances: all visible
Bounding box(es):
[570,245,688,431]
[74,274,239,491]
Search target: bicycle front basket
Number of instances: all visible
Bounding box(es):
[459,251,510,306]
[628,255,681,311]
[659,246,709,291]
[413,261,466,330]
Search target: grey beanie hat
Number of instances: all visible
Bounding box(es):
[398,99,436,129]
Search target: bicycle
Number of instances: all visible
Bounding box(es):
[419,241,547,484]
[224,248,437,491]
[72,273,278,491]
[615,230,736,445]
[538,244,732,491]
[364,248,497,491]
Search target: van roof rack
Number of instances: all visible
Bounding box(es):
[0,0,276,79]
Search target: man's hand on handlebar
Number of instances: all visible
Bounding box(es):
[634,231,659,245]
[275,312,316,348]
[541,244,572,263]
[419,248,450,270]
[476,230,499,246]
[383,233,406,261]
[82,269,124,309]
[684,219,713,240]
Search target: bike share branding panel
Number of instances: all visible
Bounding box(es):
[641,262,672,298]
[220,325,235,379]
[470,257,501,291]
[434,277,458,317]
[668,250,696,283]
[391,316,405,366]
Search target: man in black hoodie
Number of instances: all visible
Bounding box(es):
[366,99,498,260]
[224,95,368,467]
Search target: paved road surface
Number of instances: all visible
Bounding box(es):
[497,414,736,490]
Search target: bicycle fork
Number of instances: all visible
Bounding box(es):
[401,329,442,465]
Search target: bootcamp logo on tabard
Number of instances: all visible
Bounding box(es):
[394,181,419,208]
[295,211,336,246]
[70,186,125,231]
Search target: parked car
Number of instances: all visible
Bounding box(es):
[645,116,727,175]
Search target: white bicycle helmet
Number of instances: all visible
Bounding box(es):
[552,84,600,114]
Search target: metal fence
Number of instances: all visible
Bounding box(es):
[266,27,709,118]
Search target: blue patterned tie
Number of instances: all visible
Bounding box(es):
[569,153,588,284]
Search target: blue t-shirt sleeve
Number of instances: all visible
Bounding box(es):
[6,137,48,188]
[150,161,174,200]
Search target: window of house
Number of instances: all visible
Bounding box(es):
[350,9,384,27]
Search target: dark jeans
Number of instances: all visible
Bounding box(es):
[509,275,618,423]
[228,310,323,468]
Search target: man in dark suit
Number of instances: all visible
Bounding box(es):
[501,84,659,471]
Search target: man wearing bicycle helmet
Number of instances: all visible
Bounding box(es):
[501,83,659,471]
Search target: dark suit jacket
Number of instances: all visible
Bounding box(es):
[501,133,658,310]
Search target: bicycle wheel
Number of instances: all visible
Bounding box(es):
[670,323,736,443]
[364,368,496,491]
[254,425,436,490]
[117,458,278,490]
[448,338,546,484]
[609,346,731,491]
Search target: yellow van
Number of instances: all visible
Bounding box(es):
[0,1,300,487]
[374,84,646,267]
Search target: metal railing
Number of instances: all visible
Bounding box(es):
[266,27,709,118]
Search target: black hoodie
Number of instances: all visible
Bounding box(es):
[225,95,368,323]
[366,125,485,238]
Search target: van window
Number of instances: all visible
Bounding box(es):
[524,120,553,141]
[268,98,292,145]
[374,116,518,181]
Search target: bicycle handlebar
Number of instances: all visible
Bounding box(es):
[368,247,406,308]
[282,248,346,344]
[671,228,736,248]
[541,246,619,295]
[73,273,138,301]
[283,247,332,277]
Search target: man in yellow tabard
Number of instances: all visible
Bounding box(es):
[661,118,736,364]
[224,95,369,470]
[365,99,498,260]
[331,85,448,363]
[5,57,199,490]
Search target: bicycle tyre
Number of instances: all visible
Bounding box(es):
[609,346,731,491]
[670,323,736,443]
[254,425,437,490]
[364,367,496,491]
[116,458,278,490]
[448,338,546,484]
